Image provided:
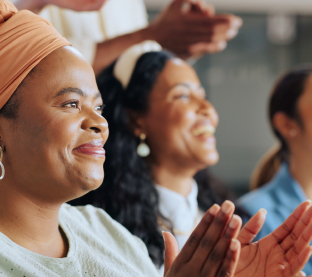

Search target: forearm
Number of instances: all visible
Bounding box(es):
[14,0,45,13]
[93,27,154,76]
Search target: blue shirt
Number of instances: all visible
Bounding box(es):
[237,163,312,274]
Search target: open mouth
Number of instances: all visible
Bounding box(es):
[191,125,216,137]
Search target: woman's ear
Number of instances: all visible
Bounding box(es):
[273,112,300,140]
[127,110,147,137]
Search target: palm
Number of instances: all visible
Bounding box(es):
[235,202,312,277]
[236,239,291,277]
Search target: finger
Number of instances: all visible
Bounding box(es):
[237,208,267,245]
[190,201,235,267]
[283,246,312,277]
[216,239,241,277]
[175,204,220,264]
[270,200,311,244]
[163,231,179,276]
[282,205,312,257]
[295,271,307,277]
[285,218,312,264]
[188,41,227,56]
[202,215,242,275]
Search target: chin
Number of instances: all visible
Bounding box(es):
[201,151,219,167]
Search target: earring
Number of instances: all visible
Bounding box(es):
[0,146,5,180]
[137,134,150,157]
[289,129,298,137]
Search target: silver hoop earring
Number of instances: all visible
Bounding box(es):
[137,134,150,157]
[0,146,5,180]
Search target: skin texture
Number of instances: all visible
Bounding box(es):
[164,200,312,277]
[134,58,218,196]
[14,0,108,12]
[0,46,108,257]
[273,74,312,200]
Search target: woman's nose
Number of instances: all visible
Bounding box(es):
[82,109,108,134]
[198,99,219,125]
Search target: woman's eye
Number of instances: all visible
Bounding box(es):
[63,101,79,108]
[95,104,105,112]
[180,94,189,101]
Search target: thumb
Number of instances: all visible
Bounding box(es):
[163,231,179,276]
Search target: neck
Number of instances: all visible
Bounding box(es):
[152,163,197,196]
[0,182,68,258]
[289,151,312,200]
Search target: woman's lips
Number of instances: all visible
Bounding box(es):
[73,141,105,157]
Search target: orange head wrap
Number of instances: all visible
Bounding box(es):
[0,0,71,109]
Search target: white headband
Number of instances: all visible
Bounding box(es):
[113,40,162,89]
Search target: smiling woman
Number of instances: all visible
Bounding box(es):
[2,1,312,277]
[0,1,250,276]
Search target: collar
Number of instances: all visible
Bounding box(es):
[155,180,199,232]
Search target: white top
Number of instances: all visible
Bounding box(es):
[10,0,148,64]
[0,204,160,277]
[156,181,203,251]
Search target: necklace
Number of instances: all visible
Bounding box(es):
[157,208,201,236]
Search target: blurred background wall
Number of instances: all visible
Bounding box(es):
[145,0,312,195]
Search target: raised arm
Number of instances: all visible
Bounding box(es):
[13,0,108,13]
[93,0,242,75]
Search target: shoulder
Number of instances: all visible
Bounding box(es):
[237,179,280,216]
[60,204,148,252]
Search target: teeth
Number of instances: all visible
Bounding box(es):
[192,125,215,136]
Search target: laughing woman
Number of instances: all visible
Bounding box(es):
[72,41,312,276]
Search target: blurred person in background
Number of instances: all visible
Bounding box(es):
[70,41,312,276]
[238,65,312,275]
[12,0,242,75]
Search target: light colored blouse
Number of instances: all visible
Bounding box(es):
[156,181,203,251]
[0,204,160,277]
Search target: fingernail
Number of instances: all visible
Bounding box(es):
[218,41,227,51]
[227,28,237,39]
[229,216,239,229]
[162,231,166,243]
[259,208,267,215]
[209,204,220,215]
[231,17,243,28]
[221,200,232,214]
[230,239,239,251]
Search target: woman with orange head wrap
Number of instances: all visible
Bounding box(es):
[1,1,312,277]
[0,1,245,276]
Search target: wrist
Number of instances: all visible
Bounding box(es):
[15,0,46,13]
[139,24,161,45]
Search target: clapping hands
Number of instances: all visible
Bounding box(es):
[163,200,312,277]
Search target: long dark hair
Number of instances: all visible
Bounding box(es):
[71,51,233,267]
[251,65,312,189]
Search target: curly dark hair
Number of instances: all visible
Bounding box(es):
[70,51,234,267]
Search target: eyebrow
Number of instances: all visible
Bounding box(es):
[54,87,102,99]
[170,83,204,90]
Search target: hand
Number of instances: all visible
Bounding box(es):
[44,0,107,11]
[148,0,242,59]
[14,0,107,13]
[164,201,241,277]
[235,200,312,277]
